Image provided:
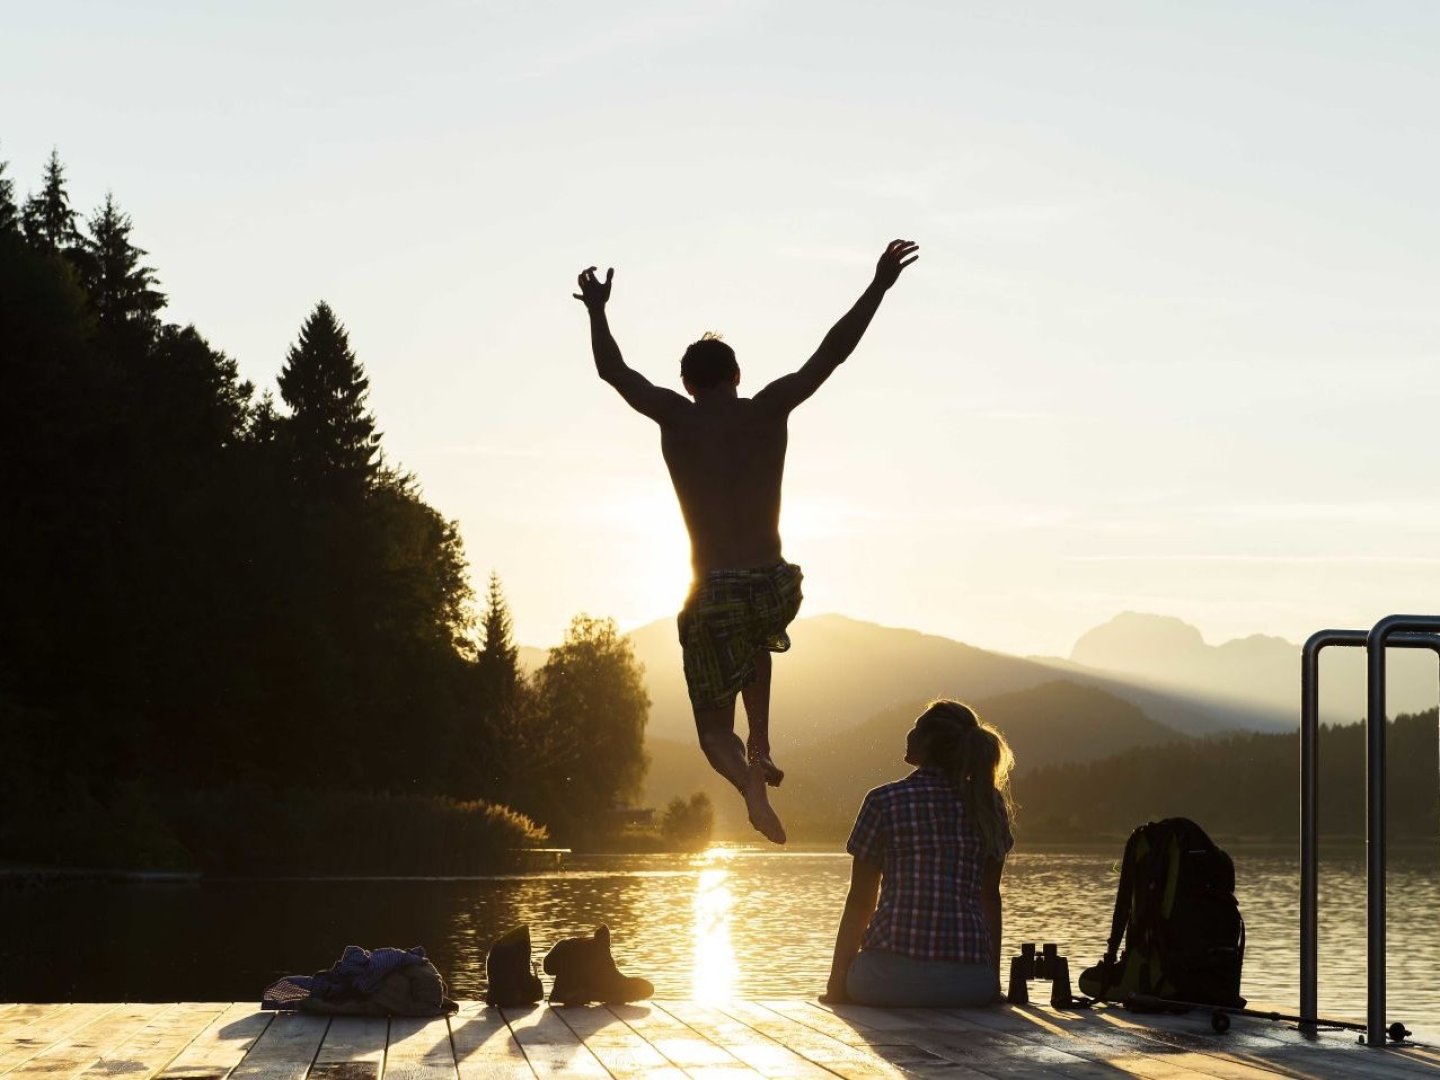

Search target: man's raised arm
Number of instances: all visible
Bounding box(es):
[575,265,688,424]
[756,239,919,414]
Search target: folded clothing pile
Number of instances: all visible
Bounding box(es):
[263,945,458,1016]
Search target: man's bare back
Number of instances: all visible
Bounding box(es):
[576,240,919,843]
[661,396,787,576]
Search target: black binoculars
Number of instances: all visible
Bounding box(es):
[1006,942,1074,1007]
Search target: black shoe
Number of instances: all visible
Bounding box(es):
[484,925,543,1007]
[543,925,654,1006]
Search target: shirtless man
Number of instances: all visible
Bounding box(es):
[575,239,920,844]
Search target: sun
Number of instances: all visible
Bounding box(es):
[595,487,855,630]
[780,495,853,542]
[605,487,693,615]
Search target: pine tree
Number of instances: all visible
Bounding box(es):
[0,149,18,236]
[22,149,79,255]
[477,571,521,704]
[79,193,165,339]
[276,301,381,494]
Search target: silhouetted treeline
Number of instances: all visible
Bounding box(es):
[0,147,648,870]
[1018,709,1440,843]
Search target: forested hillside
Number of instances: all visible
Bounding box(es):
[0,148,651,871]
[1019,708,1439,843]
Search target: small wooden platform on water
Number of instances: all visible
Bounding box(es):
[2,999,1436,1079]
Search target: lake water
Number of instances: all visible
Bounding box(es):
[3,845,1437,1032]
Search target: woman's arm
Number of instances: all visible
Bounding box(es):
[822,856,882,1003]
[980,855,1005,990]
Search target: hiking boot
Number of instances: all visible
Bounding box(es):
[543,925,654,1006]
[484,925,543,1007]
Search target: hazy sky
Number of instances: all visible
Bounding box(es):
[6,1,1439,656]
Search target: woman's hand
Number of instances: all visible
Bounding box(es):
[824,857,881,1010]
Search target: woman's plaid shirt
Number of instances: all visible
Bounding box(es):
[846,767,1013,964]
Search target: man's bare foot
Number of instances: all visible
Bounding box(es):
[744,762,786,844]
[752,753,784,788]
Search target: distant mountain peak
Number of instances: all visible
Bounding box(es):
[1070,611,1206,668]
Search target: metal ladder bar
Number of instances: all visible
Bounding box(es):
[1299,618,1440,1046]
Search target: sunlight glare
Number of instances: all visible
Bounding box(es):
[691,850,737,1002]
[780,496,854,541]
[603,488,691,602]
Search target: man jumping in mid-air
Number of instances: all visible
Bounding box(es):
[575,239,920,844]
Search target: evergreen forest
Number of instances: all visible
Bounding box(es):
[0,147,659,873]
[1017,709,1440,844]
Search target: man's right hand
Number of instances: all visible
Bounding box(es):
[873,239,919,290]
[574,265,614,311]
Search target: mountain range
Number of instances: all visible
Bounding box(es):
[1058,610,1437,726]
[519,610,1440,836]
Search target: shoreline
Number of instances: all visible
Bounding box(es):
[0,847,573,887]
[0,863,202,886]
[6,835,1435,885]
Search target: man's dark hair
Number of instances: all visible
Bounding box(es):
[680,333,739,389]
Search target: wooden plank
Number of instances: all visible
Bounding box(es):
[781,1000,1073,1079]
[1092,1007,1440,1080]
[652,1002,838,1079]
[1166,1011,1440,1080]
[383,1017,456,1080]
[447,1004,532,1080]
[2,1005,170,1080]
[1189,1006,1440,1078]
[927,1005,1247,1080]
[881,1003,1261,1080]
[0,1006,74,1042]
[314,1018,387,1063]
[310,1017,387,1080]
[809,999,1305,1080]
[796,1001,1141,1080]
[713,1001,916,1079]
[777,999,1023,1058]
[158,1004,274,1080]
[7,1001,1434,1080]
[1091,1009,1339,1080]
[1085,1006,1325,1079]
[783,999,1440,1080]
[549,1006,687,1079]
[606,1002,760,1076]
[229,1013,330,1080]
[1395,1049,1440,1076]
[72,1004,232,1080]
[497,1008,608,1078]
[0,1005,127,1077]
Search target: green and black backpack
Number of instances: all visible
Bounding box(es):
[1079,817,1245,1008]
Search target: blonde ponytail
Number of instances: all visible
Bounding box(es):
[915,700,1016,860]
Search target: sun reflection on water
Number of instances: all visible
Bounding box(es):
[691,846,738,1001]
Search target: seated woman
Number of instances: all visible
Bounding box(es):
[823,700,1015,1007]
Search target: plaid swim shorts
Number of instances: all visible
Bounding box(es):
[677,561,804,710]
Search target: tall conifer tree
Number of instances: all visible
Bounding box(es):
[277,301,381,494]
[79,193,165,338]
[477,571,521,703]
[0,150,18,236]
[22,149,79,255]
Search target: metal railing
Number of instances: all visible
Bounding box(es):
[1299,615,1440,1046]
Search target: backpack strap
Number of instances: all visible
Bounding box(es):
[1105,825,1145,963]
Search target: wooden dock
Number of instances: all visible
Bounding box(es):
[2,999,1436,1079]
